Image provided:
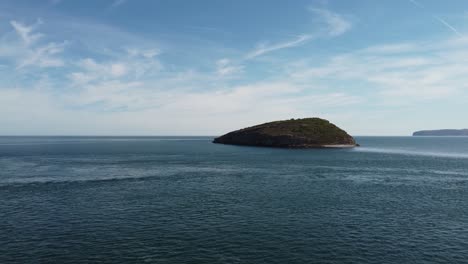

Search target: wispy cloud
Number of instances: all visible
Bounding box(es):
[127,48,160,59]
[0,15,361,134]
[243,7,350,60]
[361,43,417,54]
[68,53,162,86]
[288,37,468,101]
[7,20,66,69]
[215,58,244,77]
[17,42,67,69]
[5,4,468,136]
[309,7,352,36]
[110,0,126,8]
[10,20,43,46]
[245,34,312,59]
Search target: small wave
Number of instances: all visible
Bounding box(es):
[0,174,161,188]
[0,165,253,188]
[353,147,468,159]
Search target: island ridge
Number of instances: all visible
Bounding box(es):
[213,118,357,148]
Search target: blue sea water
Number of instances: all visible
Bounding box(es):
[1,136,468,263]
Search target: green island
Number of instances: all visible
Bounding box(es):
[213,118,358,148]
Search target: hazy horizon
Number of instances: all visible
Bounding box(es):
[1,0,467,136]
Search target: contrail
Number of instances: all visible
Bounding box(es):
[433,16,464,37]
[408,0,464,37]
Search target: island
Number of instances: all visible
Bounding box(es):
[413,129,468,136]
[213,118,358,148]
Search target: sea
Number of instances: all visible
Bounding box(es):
[1,136,468,263]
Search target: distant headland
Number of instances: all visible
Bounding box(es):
[413,129,468,136]
[213,118,358,148]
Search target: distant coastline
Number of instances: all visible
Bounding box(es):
[413,129,468,136]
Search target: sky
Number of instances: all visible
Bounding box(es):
[0,0,468,136]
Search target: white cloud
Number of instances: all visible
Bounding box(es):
[3,7,468,136]
[127,48,160,59]
[360,43,417,54]
[242,7,350,60]
[10,20,43,46]
[215,58,244,76]
[309,8,352,36]
[110,63,127,77]
[68,58,115,85]
[142,49,160,58]
[17,41,67,69]
[69,72,94,85]
[245,34,312,59]
[1,15,359,135]
[287,37,468,104]
[5,20,66,69]
[0,77,362,135]
[69,54,161,85]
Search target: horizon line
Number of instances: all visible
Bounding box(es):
[0,134,421,137]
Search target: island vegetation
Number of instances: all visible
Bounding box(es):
[213,118,358,148]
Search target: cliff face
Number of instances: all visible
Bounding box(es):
[413,129,468,136]
[213,118,357,148]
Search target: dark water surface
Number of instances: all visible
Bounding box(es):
[1,136,468,263]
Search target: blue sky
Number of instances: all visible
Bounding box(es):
[1,0,468,135]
